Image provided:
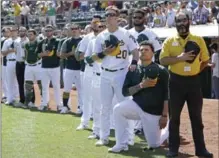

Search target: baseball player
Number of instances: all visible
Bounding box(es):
[108,41,169,153]
[57,26,69,88]
[87,6,139,146]
[36,25,63,111]
[22,29,42,108]
[1,26,20,105]
[82,22,105,139]
[1,27,10,103]
[76,15,102,130]
[129,9,162,134]
[129,9,162,63]
[60,23,82,114]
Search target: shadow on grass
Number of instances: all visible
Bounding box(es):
[10,105,82,117]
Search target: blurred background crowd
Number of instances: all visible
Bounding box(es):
[1,0,219,32]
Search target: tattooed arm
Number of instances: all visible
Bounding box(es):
[122,68,143,96]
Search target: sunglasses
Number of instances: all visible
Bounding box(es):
[45,30,53,32]
[133,16,143,20]
[71,27,79,30]
[105,13,117,17]
[98,25,105,28]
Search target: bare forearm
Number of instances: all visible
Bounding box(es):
[132,50,139,62]
[162,100,168,116]
[127,84,142,96]
[160,56,182,66]
[200,60,209,72]
[2,50,14,56]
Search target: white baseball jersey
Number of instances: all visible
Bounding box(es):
[78,32,96,53]
[85,38,102,74]
[94,27,138,70]
[1,38,18,60]
[129,27,162,52]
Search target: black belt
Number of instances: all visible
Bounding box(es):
[27,63,41,66]
[101,67,124,72]
[17,61,25,64]
[94,72,101,76]
[8,59,16,61]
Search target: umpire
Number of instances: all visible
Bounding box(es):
[160,12,213,157]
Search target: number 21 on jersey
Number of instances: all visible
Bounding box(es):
[116,50,128,59]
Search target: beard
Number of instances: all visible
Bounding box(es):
[176,24,190,36]
[133,22,144,27]
[91,27,99,33]
[20,34,26,37]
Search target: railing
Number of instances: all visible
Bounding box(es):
[1,11,106,28]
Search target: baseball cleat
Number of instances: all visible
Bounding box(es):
[5,100,15,106]
[127,139,135,146]
[28,102,37,109]
[76,124,89,131]
[57,105,63,112]
[75,108,82,115]
[13,102,25,108]
[60,107,69,114]
[108,145,129,153]
[88,133,100,140]
[95,139,109,146]
[38,105,48,111]
[1,97,7,103]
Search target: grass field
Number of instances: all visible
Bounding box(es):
[2,105,168,158]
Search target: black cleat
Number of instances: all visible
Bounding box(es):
[196,150,213,158]
[166,150,178,157]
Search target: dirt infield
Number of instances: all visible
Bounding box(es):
[34,86,218,158]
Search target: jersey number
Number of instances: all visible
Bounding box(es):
[116,50,128,59]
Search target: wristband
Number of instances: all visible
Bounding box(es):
[97,52,106,59]
[85,56,94,64]
[131,60,138,65]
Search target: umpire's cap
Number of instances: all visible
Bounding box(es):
[104,34,121,56]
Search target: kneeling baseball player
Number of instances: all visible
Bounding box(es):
[108,41,169,153]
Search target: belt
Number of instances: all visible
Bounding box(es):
[93,72,101,76]
[8,59,16,61]
[27,63,41,66]
[17,61,25,63]
[101,67,124,72]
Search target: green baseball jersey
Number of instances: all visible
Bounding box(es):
[60,37,82,70]
[36,37,60,68]
[24,40,40,64]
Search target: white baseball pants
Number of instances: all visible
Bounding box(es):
[80,65,93,126]
[25,64,42,81]
[2,65,8,98]
[63,69,82,107]
[100,68,134,141]
[79,71,84,110]
[91,73,101,135]
[6,61,19,102]
[113,99,169,147]
[41,67,61,106]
